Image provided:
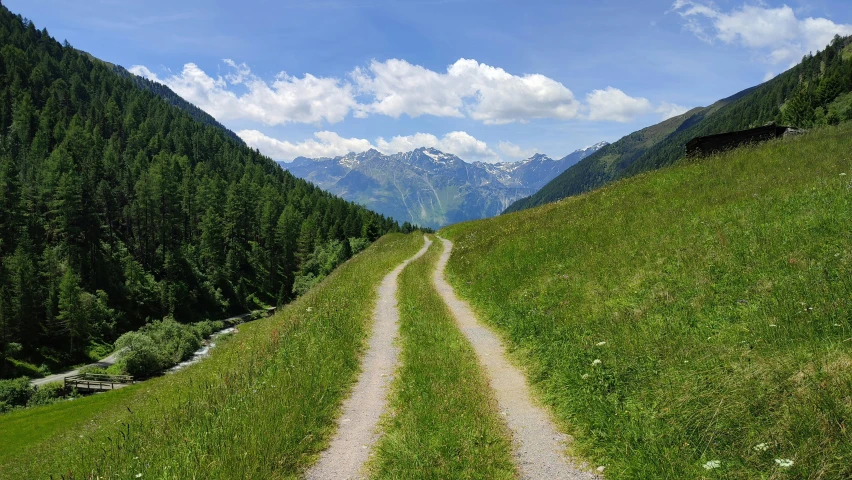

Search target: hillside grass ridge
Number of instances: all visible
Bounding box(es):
[442,124,852,479]
[0,234,424,479]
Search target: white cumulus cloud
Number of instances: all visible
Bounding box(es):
[134,58,680,126]
[656,101,691,120]
[237,130,373,159]
[671,1,852,66]
[587,87,654,122]
[240,130,503,163]
[353,58,582,124]
[497,141,538,160]
[130,61,357,125]
[375,131,498,161]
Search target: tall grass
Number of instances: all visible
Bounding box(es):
[0,234,425,479]
[441,124,852,479]
[370,237,516,479]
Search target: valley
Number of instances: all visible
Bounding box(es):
[2,2,851,479]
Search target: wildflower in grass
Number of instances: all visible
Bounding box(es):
[753,443,769,452]
[841,172,847,176]
[597,465,606,473]
[307,307,313,312]
[703,460,721,470]
[581,373,590,380]
[592,359,602,366]
[135,474,143,478]
[775,458,794,468]
[596,341,606,346]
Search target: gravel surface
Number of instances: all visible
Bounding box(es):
[304,235,432,480]
[434,237,600,480]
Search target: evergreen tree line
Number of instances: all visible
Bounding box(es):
[0,7,407,376]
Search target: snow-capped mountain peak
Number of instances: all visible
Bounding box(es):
[279,139,608,228]
[580,141,609,153]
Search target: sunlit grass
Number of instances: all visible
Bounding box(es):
[441,124,852,479]
[370,237,516,479]
[0,385,140,462]
[0,234,425,479]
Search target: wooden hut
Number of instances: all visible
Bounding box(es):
[686,123,798,157]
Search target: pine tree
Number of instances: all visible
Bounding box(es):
[56,267,85,355]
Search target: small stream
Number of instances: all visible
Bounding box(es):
[167,327,237,373]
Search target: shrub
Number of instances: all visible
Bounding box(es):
[114,332,167,378]
[4,358,45,379]
[78,365,109,376]
[27,382,64,407]
[0,377,34,409]
[113,318,218,377]
[349,237,370,255]
[4,343,22,358]
[85,342,114,362]
[292,272,319,296]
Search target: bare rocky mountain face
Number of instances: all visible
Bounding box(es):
[281,142,607,228]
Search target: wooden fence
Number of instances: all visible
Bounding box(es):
[64,373,134,392]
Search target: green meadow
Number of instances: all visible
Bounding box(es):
[370,237,516,479]
[441,124,852,479]
[0,234,424,479]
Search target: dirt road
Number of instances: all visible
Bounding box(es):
[304,235,432,480]
[433,237,598,480]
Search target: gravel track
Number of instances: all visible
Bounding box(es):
[434,237,599,480]
[304,235,432,480]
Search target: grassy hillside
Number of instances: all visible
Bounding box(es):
[370,238,515,479]
[507,34,852,213]
[0,234,424,479]
[442,124,852,479]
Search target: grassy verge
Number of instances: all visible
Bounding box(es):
[0,233,425,479]
[370,237,516,479]
[0,384,140,462]
[441,124,852,479]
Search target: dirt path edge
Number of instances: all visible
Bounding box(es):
[433,237,600,480]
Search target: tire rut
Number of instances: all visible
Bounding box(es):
[433,237,599,480]
[304,235,432,480]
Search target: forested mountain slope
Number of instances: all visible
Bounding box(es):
[0,7,399,376]
[111,65,247,146]
[506,34,852,213]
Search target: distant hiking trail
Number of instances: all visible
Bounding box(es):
[434,237,599,480]
[304,235,432,480]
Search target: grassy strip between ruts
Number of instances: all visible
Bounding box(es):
[370,236,516,479]
[441,124,852,479]
[0,233,425,480]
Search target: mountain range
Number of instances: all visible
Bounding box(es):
[280,142,607,228]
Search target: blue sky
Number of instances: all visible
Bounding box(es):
[8,0,852,162]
